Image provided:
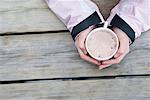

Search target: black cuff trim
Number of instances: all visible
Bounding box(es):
[96,23,113,29]
[110,14,135,43]
[71,11,102,41]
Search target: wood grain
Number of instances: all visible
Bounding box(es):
[0,0,66,34]
[0,0,118,34]
[0,78,150,100]
[0,31,150,81]
[0,0,149,99]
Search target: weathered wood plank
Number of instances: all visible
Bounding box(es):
[0,0,118,34]
[0,31,150,81]
[0,78,150,100]
[0,0,66,34]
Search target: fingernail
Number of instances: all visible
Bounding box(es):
[99,67,103,70]
[102,62,106,65]
[84,50,87,54]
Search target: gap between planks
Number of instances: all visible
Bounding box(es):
[0,74,150,85]
[0,30,69,36]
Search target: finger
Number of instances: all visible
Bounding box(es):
[77,46,100,65]
[78,34,88,54]
[99,64,112,70]
[75,37,87,54]
[78,26,94,54]
[114,35,125,58]
[75,36,100,65]
[114,52,122,58]
[103,40,129,65]
[102,54,125,65]
[81,54,100,65]
[115,42,124,56]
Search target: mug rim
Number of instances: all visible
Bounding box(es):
[85,27,119,61]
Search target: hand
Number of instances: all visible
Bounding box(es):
[99,27,130,69]
[75,25,100,66]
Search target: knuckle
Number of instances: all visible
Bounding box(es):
[79,45,85,50]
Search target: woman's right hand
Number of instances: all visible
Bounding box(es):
[75,25,100,66]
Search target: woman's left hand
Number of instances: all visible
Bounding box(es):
[99,27,130,69]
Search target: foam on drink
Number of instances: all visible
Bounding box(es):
[86,28,118,61]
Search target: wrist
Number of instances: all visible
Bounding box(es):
[112,27,131,44]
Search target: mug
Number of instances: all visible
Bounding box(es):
[85,22,119,61]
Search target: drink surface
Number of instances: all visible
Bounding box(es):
[86,29,118,60]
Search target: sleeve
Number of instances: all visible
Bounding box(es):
[106,0,150,43]
[45,0,105,40]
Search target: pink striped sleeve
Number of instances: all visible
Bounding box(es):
[107,0,150,43]
[45,0,104,40]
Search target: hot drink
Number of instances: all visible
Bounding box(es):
[86,27,119,61]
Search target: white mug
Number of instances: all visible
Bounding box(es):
[85,22,119,61]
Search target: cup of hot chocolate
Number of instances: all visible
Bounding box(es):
[85,22,119,61]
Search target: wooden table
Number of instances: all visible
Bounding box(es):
[0,0,150,100]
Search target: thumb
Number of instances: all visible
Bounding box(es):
[78,36,88,54]
[75,33,87,54]
[78,25,95,54]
